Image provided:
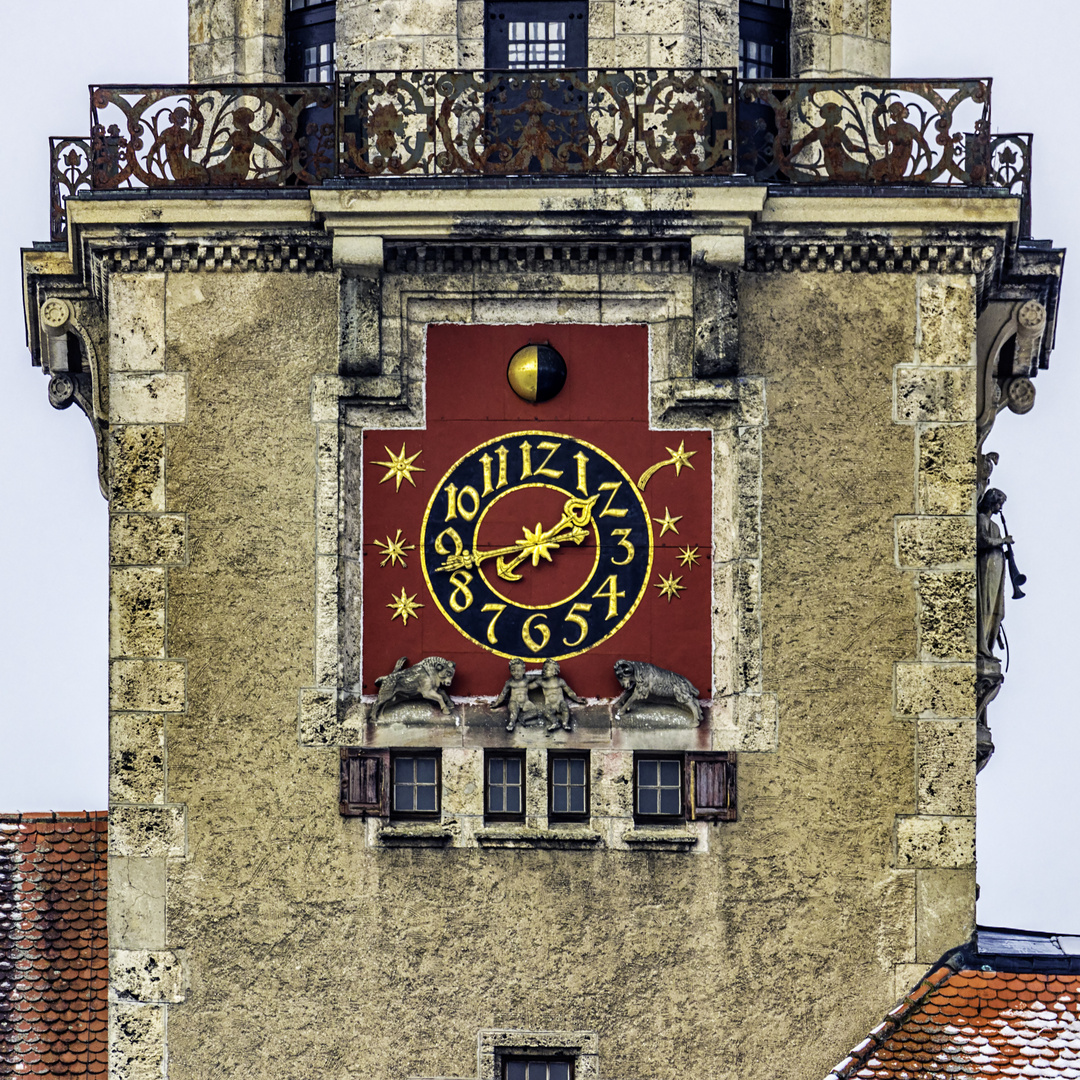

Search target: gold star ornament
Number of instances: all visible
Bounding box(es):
[374,529,415,568]
[373,443,425,492]
[653,507,682,537]
[653,572,686,602]
[666,440,697,477]
[387,588,424,626]
[677,545,701,569]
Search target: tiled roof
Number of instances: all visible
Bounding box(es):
[827,929,1080,1080]
[0,813,108,1076]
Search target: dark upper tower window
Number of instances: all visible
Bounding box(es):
[285,0,337,83]
[485,1,588,70]
[739,0,790,78]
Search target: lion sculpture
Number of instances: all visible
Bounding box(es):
[372,656,456,721]
[613,659,701,725]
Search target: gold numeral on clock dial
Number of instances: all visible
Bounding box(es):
[562,603,591,648]
[610,528,635,566]
[443,483,481,522]
[449,570,474,612]
[592,574,625,620]
[597,481,628,518]
[522,613,551,653]
[574,451,589,496]
[481,603,506,644]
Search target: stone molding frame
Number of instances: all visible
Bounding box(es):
[477,1030,600,1080]
[299,259,776,764]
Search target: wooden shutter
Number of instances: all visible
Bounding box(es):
[340,748,389,817]
[686,753,736,821]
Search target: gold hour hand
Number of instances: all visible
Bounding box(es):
[493,495,597,581]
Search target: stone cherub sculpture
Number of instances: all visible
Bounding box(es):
[493,659,586,733]
[537,660,586,733]
[493,658,541,732]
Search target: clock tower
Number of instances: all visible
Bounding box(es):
[18,1,1064,1077]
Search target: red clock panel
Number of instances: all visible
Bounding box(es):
[361,324,713,699]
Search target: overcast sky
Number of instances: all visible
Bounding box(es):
[0,1,1075,933]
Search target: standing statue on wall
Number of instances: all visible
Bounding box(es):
[493,659,541,733]
[978,488,1025,658]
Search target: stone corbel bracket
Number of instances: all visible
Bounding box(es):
[335,234,383,376]
[692,233,743,378]
[976,242,1065,448]
[34,290,110,497]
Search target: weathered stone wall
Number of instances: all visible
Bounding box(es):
[98,228,974,1079]
[189,0,284,82]
[790,0,891,78]
[186,0,889,79]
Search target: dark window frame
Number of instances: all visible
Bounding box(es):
[503,1057,576,1080]
[547,751,590,823]
[285,0,337,84]
[632,753,685,824]
[739,0,791,79]
[485,750,528,822]
[485,0,589,70]
[390,750,442,820]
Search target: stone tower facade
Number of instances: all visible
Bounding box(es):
[21,1,1062,1077]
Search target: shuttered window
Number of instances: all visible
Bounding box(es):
[340,748,388,816]
[686,753,737,821]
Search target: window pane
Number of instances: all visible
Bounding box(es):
[660,785,680,815]
[304,46,317,64]
[548,43,566,64]
[529,21,547,40]
[490,758,504,784]
[549,22,566,40]
[640,760,657,787]
[553,786,568,813]
[394,784,413,811]
[509,21,526,39]
[417,758,436,784]
[569,758,585,784]
[416,785,437,812]
[505,786,521,814]
[490,786,505,813]
[660,760,680,786]
[553,758,568,785]
[527,1064,547,1080]
[550,1064,570,1080]
[507,1065,527,1080]
[747,40,758,59]
[569,783,584,814]
[761,43,773,63]
[506,758,521,784]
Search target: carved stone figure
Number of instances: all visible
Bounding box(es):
[538,660,586,733]
[977,489,1011,658]
[372,656,455,720]
[492,659,540,733]
[613,659,701,725]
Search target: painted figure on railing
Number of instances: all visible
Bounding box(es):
[152,107,209,185]
[784,101,868,182]
[206,107,283,185]
[869,100,931,181]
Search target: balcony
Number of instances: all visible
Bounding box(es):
[48,71,1032,242]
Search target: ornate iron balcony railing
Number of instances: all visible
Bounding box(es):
[46,73,1033,241]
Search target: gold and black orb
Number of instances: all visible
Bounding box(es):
[506,344,567,403]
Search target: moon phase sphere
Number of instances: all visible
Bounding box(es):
[507,344,567,403]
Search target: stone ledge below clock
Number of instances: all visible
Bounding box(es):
[474,826,605,849]
[622,828,699,849]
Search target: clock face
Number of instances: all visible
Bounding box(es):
[420,431,653,661]
[359,323,714,699]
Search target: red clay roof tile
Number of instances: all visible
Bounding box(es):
[0,812,107,1075]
